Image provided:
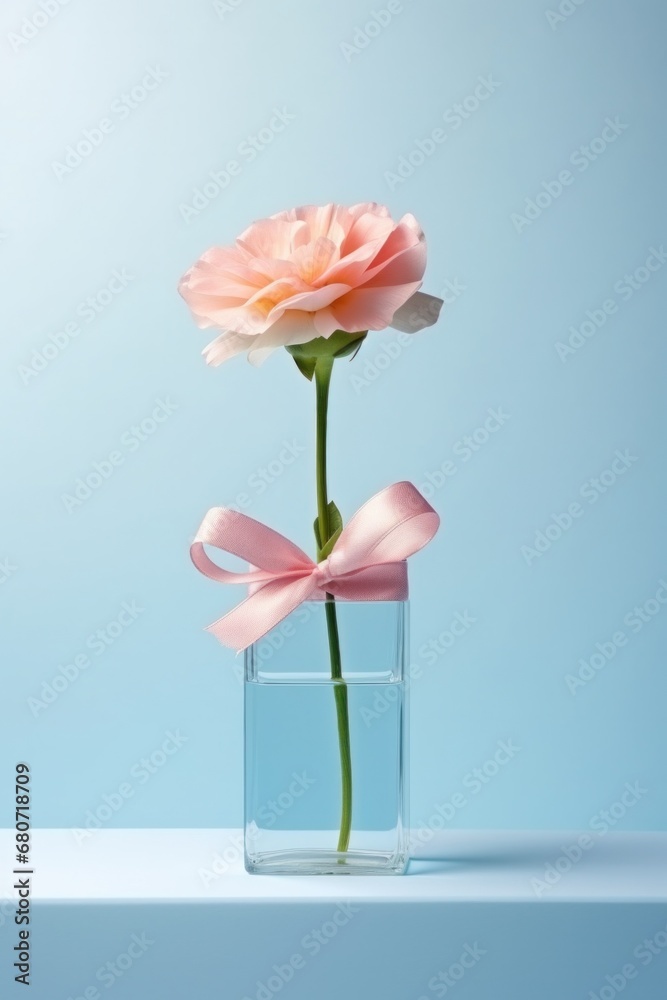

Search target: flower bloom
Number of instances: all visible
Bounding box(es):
[178,202,442,365]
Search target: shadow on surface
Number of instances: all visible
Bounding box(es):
[406,834,667,876]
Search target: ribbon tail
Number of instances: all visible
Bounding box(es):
[205,574,317,651]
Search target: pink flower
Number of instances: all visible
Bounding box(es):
[178,202,443,365]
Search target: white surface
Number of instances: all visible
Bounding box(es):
[2,829,666,903]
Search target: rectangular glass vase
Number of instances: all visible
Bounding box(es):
[244,600,409,875]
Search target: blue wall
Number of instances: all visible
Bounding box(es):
[1,0,665,831]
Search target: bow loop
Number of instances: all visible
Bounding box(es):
[190,481,439,651]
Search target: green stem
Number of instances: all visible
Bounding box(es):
[314,357,352,854]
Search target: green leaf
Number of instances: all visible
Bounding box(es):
[332,332,367,358]
[327,500,343,537]
[347,339,364,362]
[319,525,342,560]
[314,501,343,558]
[292,353,317,381]
[287,330,367,361]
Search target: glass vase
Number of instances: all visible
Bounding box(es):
[244,600,409,875]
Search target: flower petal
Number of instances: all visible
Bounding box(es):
[389,291,444,333]
[331,282,422,332]
[316,233,395,288]
[291,237,340,283]
[312,308,343,337]
[202,331,258,366]
[361,240,427,289]
[343,211,395,255]
[264,282,351,324]
[246,311,321,366]
[237,218,308,259]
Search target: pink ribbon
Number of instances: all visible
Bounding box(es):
[190,481,440,650]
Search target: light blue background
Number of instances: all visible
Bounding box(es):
[1,0,665,836]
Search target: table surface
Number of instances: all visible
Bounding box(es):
[4,829,666,903]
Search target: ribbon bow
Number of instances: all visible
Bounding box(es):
[190,481,440,650]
